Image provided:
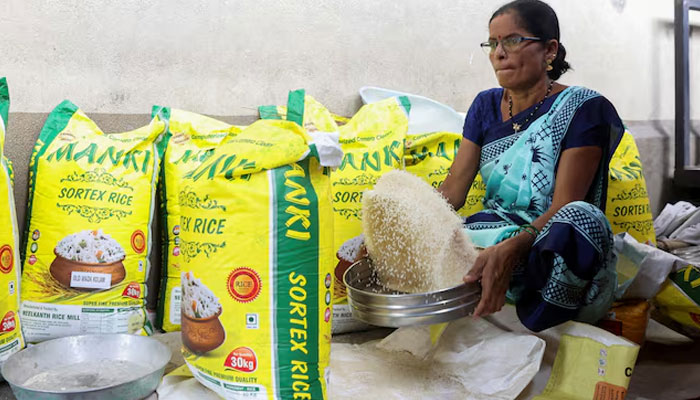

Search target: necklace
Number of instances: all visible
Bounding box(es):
[508,80,554,132]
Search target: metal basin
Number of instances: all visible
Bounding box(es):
[343,257,481,327]
[2,334,171,400]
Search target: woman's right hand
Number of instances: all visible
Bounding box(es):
[463,234,531,317]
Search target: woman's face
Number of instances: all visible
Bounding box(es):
[488,12,552,91]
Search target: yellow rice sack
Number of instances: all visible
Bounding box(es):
[179,90,334,399]
[403,131,485,217]
[654,263,700,336]
[605,130,656,245]
[0,78,25,362]
[156,107,244,332]
[261,95,409,334]
[330,97,409,333]
[20,100,166,342]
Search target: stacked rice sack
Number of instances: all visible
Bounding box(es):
[403,132,485,217]
[654,264,700,336]
[605,130,656,245]
[0,78,25,362]
[155,107,244,332]
[260,95,410,334]
[20,100,166,342]
[328,97,413,332]
[362,170,478,293]
[175,89,335,399]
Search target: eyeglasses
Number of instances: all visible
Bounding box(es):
[480,35,541,54]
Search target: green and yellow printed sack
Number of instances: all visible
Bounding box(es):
[20,100,166,342]
[330,97,409,333]
[156,107,244,332]
[261,95,409,334]
[0,78,25,361]
[654,264,700,335]
[403,131,485,218]
[179,90,334,399]
[605,130,655,245]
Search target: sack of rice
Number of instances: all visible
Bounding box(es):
[0,78,25,362]
[155,107,244,332]
[605,130,656,245]
[179,89,336,399]
[362,170,478,293]
[260,94,407,333]
[330,97,410,332]
[403,131,485,218]
[19,100,166,342]
[654,263,700,337]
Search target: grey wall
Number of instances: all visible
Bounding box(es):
[1,0,700,121]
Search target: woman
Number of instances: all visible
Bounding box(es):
[439,0,624,331]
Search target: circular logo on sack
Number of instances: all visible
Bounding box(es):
[0,245,13,274]
[131,230,146,254]
[227,267,262,303]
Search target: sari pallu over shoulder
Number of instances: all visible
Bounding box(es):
[465,86,611,248]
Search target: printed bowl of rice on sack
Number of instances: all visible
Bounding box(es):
[180,271,225,354]
[20,100,166,343]
[49,229,127,290]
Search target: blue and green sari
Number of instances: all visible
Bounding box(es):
[462,86,624,331]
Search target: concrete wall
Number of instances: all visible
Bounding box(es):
[1,0,700,120]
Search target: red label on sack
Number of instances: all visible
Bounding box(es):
[121,282,141,299]
[224,347,257,373]
[0,311,16,333]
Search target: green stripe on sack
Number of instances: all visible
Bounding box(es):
[286,89,306,127]
[21,100,77,264]
[0,77,9,129]
[398,95,411,115]
[274,157,323,400]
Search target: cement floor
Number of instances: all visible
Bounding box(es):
[0,315,697,400]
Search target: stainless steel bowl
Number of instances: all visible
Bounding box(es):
[1,334,171,400]
[343,257,481,327]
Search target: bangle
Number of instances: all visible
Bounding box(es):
[517,224,539,239]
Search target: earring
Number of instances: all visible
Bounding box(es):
[546,59,553,72]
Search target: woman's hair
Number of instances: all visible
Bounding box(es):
[491,0,571,80]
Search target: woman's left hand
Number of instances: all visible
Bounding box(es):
[464,235,531,317]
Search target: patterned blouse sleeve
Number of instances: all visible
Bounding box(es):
[561,95,624,150]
